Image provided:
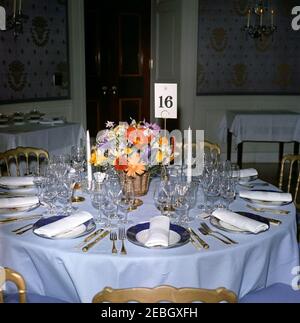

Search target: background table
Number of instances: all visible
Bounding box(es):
[0,179,298,303]
[0,122,85,156]
[219,111,300,167]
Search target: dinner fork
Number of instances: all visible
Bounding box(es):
[200,222,238,245]
[199,227,231,245]
[110,232,118,254]
[118,227,127,255]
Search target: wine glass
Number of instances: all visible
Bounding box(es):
[90,181,109,227]
[153,179,174,217]
[231,164,240,187]
[118,178,135,225]
[40,178,58,216]
[221,178,236,209]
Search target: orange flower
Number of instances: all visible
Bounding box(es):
[115,156,128,172]
[126,154,146,177]
[127,127,148,149]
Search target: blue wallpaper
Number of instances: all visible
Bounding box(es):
[197,0,300,94]
[0,0,69,102]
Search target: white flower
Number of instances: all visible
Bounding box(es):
[106,121,115,128]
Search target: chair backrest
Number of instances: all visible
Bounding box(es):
[92,286,237,303]
[0,147,49,176]
[0,267,26,303]
[203,141,221,156]
[279,154,300,208]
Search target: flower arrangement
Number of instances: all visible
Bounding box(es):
[90,120,173,178]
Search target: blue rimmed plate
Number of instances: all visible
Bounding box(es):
[127,222,190,249]
[32,216,96,240]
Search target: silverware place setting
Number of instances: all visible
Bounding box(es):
[110,231,118,254]
[199,222,238,245]
[246,204,290,215]
[187,228,209,249]
[75,229,104,250]
[14,224,35,235]
[0,214,42,224]
[118,227,127,255]
[82,230,110,253]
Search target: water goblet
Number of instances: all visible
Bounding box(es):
[90,182,109,227]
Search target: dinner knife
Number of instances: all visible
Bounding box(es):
[190,237,202,250]
[239,212,282,226]
[188,228,209,249]
[0,214,42,224]
[75,229,104,249]
[82,231,110,253]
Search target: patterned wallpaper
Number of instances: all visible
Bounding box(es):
[0,0,69,103]
[197,0,300,94]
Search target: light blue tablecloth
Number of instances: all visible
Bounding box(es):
[0,180,298,303]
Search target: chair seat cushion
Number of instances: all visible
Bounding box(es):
[240,284,300,303]
[4,293,68,303]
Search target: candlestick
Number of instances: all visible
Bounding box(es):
[187,127,192,183]
[86,130,92,186]
[247,9,250,28]
[260,8,263,27]
[271,9,274,27]
[13,0,16,18]
[18,0,22,14]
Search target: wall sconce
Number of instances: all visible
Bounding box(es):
[7,0,28,38]
[0,6,6,30]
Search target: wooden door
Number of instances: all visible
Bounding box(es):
[85,0,151,137]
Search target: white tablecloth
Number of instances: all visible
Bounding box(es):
[0,123,85,156]
[219,111,300,145]
[0,179,298,303]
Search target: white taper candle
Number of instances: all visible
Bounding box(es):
[86,130,92,185]
[187,127,192,183]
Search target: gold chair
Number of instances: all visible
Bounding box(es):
[92,286,237,303]
[0,267,26,303]
[203,141,221,156]
[0,147,49,176]
[279,154,300,208]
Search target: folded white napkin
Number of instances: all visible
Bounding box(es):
[236,168,258,178]
[144,216,170,248]
[34,211,93,238]
[0,177,34,187]
[52,119,64,124]
[239,190,292,202]
[0,196,39,209]
[212,209,269,234]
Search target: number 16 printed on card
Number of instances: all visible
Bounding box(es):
[155,83,178,119]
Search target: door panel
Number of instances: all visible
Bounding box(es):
[85,0,151,137]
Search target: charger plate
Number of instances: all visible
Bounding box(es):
[127,222,190,249]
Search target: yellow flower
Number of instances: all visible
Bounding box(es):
[126,153,146,177]
[159,137,169,147]
[156,151,164,163]
[91,149,107,166]
[124,147,133,155]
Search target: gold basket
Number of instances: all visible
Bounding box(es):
[119,171,150,197]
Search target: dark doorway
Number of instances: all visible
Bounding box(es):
[84,0,151,137]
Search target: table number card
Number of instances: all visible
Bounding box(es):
[155,83,177,119]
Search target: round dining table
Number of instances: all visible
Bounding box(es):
[0,179,299,303]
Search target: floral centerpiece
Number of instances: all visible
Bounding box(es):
[90,120,173,196]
